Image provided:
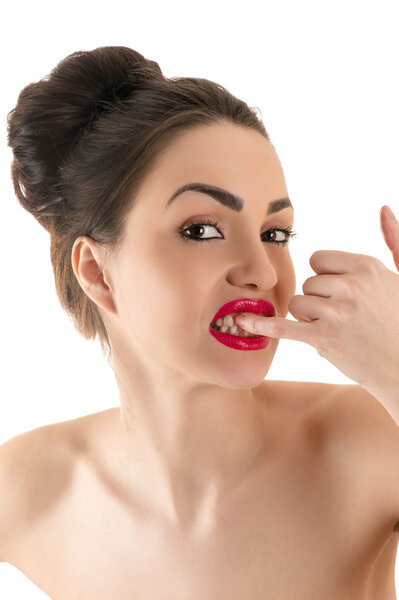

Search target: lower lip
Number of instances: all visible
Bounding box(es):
[209,326,271,350]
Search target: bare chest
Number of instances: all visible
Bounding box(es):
[13,420,398,600]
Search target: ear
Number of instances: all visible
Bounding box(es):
[71,236,117,315]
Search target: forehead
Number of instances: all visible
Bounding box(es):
[137,123,288,206]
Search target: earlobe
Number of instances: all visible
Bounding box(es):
[71,237,117,315]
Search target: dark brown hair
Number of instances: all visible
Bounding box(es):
[7,45,271,361]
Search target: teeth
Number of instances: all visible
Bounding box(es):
[211,313,252,337]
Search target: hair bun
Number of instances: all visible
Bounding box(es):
[7,46,163,229]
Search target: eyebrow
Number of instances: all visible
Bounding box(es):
[165,182,293,215]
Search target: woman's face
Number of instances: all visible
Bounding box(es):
[103,123,296,388]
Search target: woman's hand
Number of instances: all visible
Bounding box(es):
[235,205,399,396]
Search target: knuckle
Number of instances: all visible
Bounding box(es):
[361,255,382,275]
[341,276,360,298]
[272,321,284,336]
[262,318,278,336]
[268,323,281,336]
[344,278,363,305]
[310,250,322,260]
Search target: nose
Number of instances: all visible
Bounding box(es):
[227,238,279,290]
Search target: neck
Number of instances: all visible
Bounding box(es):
[107,344,273,530]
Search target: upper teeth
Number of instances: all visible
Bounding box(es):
[215,313,241,327]
[212,313,251,336]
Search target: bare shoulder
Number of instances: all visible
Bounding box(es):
[0,422,73,562]
[269,378,399,441]
[261,378,343,416]
[0,409,115,564]
[318,382,399,447]
[264,379,399,522]
[315,382,399,530]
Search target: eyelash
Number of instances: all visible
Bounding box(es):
[178,219,298,247]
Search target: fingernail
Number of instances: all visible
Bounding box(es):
[235,315,246,327]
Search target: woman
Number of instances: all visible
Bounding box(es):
[2,45,399,599]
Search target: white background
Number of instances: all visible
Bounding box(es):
[0,0,398,596]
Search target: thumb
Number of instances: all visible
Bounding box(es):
[380,205,399,272]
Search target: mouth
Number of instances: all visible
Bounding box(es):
[210,312,266,337]
[209,298,276,338]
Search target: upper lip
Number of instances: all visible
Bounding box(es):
[210,298,276,325]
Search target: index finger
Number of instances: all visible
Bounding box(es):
[235,313,319,347]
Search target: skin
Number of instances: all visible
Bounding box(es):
[71,122,297,532]
[2,123,398,598]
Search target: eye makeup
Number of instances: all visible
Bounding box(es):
[177,218,297,247]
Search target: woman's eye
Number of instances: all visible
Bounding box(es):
[180,221,223,242]
[178,220,297,246]
[263,228,295,246]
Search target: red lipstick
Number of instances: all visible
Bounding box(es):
[209,298,276,351]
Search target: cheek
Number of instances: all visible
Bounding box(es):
[116,245,211,331]
[156,252,212,328]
